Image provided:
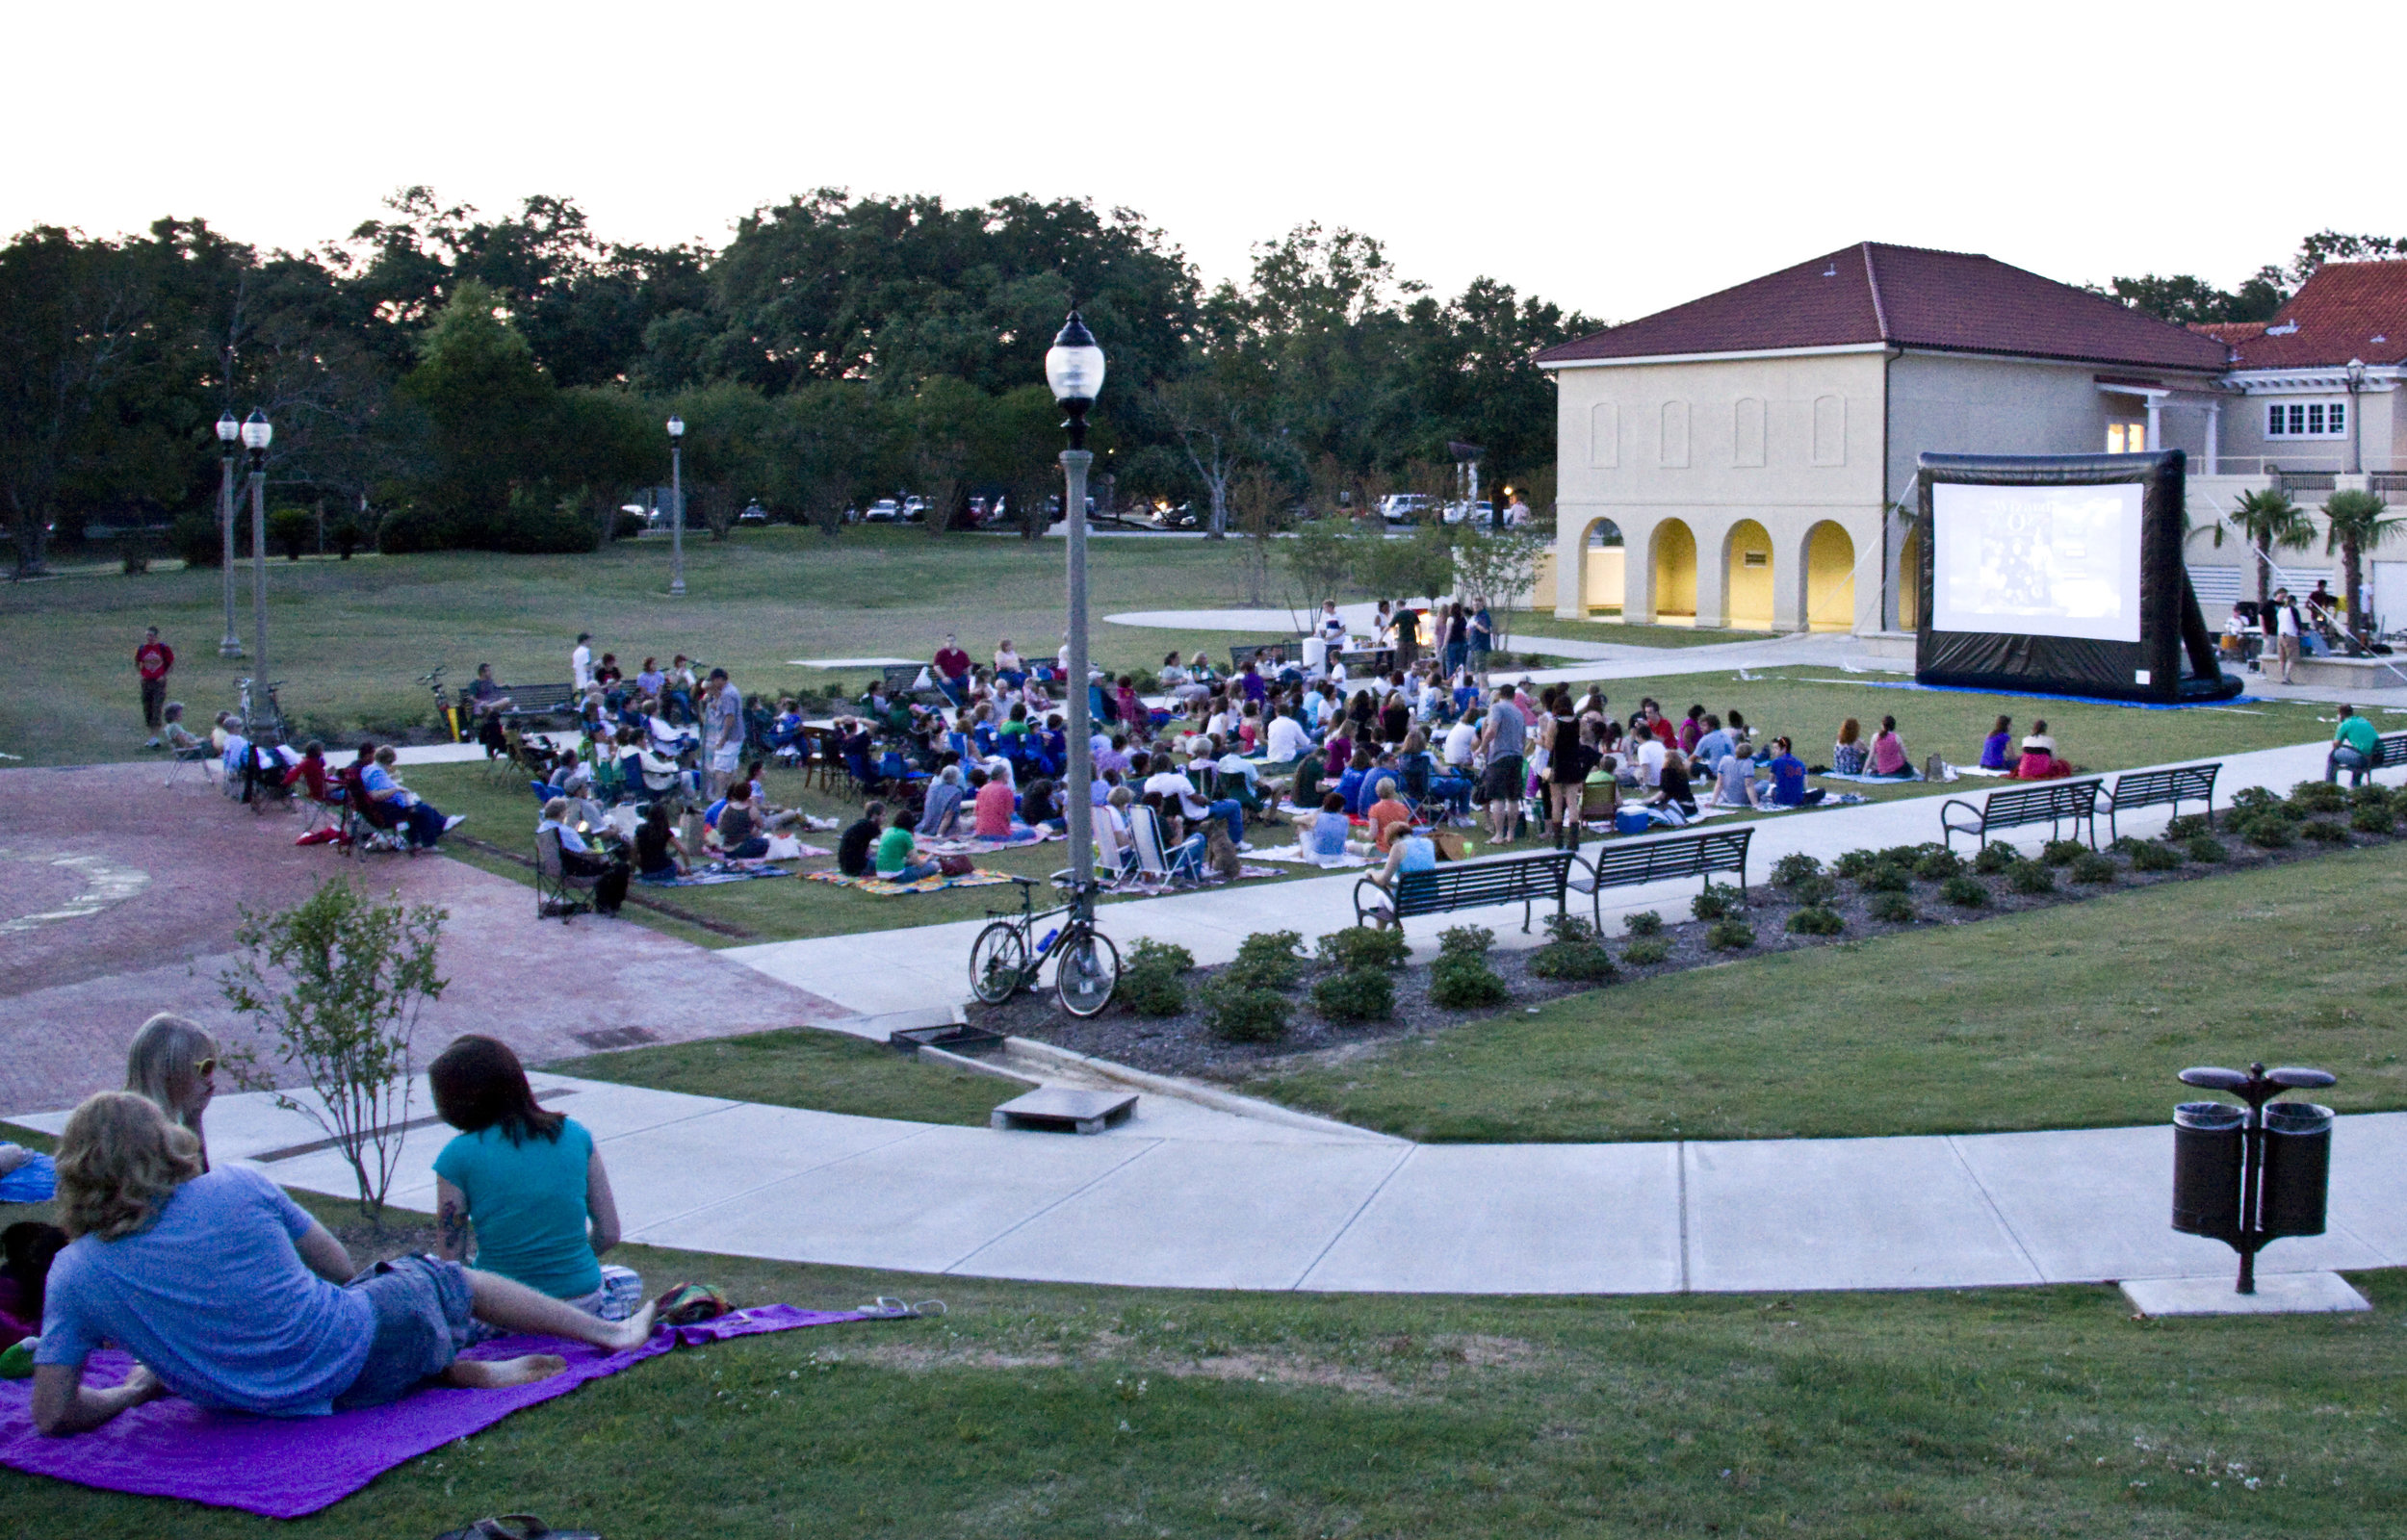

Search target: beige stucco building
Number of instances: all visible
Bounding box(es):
[1536,244,2407,634]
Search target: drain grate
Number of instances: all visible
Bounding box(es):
[572,1026,660,1051]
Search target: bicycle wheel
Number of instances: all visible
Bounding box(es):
[969,922,1031,1004]
[1053,930,1120,1017]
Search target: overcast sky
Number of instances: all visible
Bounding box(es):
[19,0,2401,328]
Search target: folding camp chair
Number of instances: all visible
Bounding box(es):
[162,742,218,790]
[1126,804,1203,888]
[533,827,599,922]
[1091,808,1142,888]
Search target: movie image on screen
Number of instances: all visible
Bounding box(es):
[1931,482,2142,644]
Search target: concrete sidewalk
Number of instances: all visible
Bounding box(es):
[13,1077,2394,1295]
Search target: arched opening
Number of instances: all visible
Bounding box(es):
[1723,519,1774,630]
[1582,519,1625,615]
[1804,521,1856,632]
[1898,525,1923,630]
[1652,519,1696,625]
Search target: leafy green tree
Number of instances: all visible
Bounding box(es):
[393,280,556,525]
[2322,490,2401,641]
[1451,524,1545,649]
[906,374,987,534]
[769,380,893,537]
[2218,487,2315,605]
[660,381,777,539]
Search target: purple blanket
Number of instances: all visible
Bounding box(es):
[0,1304,872,1518]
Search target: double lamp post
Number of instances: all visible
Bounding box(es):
[213,409,273,740]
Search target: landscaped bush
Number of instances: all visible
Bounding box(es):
[1877,844,1932,868]
[1786,907,1845,937]
[1317,927,1411,972]
[2164,813,2216,840]
[1528,924,1618,981]
[1912,847,1964,882]
[2241,815,2295,849]
[2187,835,2229,862]
[1624,911,1664,937]
[1705,919,1755,951]
[267,506,314,561]
[1691,885,1738,921]
[1972,843,2017,875]
[1127,938,1194,972]
[1229,931,1305,990]
[1621,937,1671,965]
[1856,864,1910,893]
[1832,849,1879,879]
[2290,780,2349,814]
[2129,840,2185,872]
[2230,785,2282,819]
[2006,860,2056,894]
[2352,805,2397,835]
[1436,925,1495,960]
[1119,938,1194,1017]
[170,510,222,567]
[1941,876,1988,908]
[1312,966,1395,1022]
[2070,853,2118,884]
[1868,891,1918,923]
[1429,955,1510,1009]
[1771,853,1825,886]
[1203,982,1292,1042]
[2299,818,2351,843]
[2040,838,2087,867]
[1790,874,1839,907]
[2349,783,2394,812]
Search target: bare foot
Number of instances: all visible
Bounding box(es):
[602,1298,659,1351]
[442,1354,568,1390]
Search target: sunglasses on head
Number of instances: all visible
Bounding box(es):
[195,1058,217,1077]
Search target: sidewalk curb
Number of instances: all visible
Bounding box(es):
[1003,1037,1406,1142]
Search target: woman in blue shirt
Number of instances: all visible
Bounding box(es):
[1764,736,1825,807]
[1980,715,2015,771]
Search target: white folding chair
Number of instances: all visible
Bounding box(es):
[1091,808,1141,888]
[1127,804,1202,887]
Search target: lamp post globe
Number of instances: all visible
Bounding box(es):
[666,415,686,597]
[216,412,244,656]
[1046,311,1105,926]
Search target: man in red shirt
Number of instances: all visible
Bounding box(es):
[136,627,174,747]
[931,633,972,706]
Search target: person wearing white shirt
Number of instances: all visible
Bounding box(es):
[1635,732,1667,788]
[1441,717,1479,769]
[1266,709,1313,764]
[570,633,594,691]
[1316,601,1347,643]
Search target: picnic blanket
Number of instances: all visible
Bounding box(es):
[1248,843,1373,868]
[918,827,1060,856]
[806,868,1013,896]
[1817,769,1925,784]
[0,1152,55,1203]
[0,1305,876,1519]
[635,862,792,887]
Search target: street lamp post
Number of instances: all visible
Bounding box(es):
[216,412,244,657]
[2345,358,2367,476]
[241,410,272,742]
[1046,312,1106,922]
[667,415,686,597]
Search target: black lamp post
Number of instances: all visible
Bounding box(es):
[240,409,272,740]
[216,411,243,657]
[1046,311,1105,923]
[667,414,686,597]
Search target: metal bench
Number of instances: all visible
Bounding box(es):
[1357,849,1581,934]
[2101,762,2219,839]
[880,663,949,704]
[2372,732,2407,773]
[1229,642,1299,672]
[493,682,580,726]
[1940,778,2104,851]
[1578,825,1753,901]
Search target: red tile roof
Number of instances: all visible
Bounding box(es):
[2225,261,2407,370]
[1537,243,2234,372]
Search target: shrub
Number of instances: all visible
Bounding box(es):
[1972,842,2017,875]
[2230,785,2281,819]
[268,506,314,561]
[1856,864,1910,893]
[2290,780,2349,814]
[1317,927,1411,972]
[1786,907,1845,937]
[1624,911,1664,937]
[1940,876,1989,908]
[2129,840,2185,872]
[2006,860,2056,894]
[2349,783,2394,812]
[1203,982,1292,1043]
[2163,813,2216,840]
[1429,956,1510,1009]
[1119,938,1194,1017]
[1868,891,1918,923]
[2070,853,2118,884]
[1311,967,1395,1022]
[2187,835,2228,863]
[1771,853,1825,887]
[1127,938,1194,973]
[2299,818,2350,843]
[1230,930,1305,990]
[1912,847,1964,882]
[1621,937,1671,966]
[2040,838,2087,867]
[324,512,364,559]
[1542,913,1600,945]
[1832,849,1879,879]
[1791,874,1839,907]
[2351,805,2396,835]
[1436,924,1495,960]
[1691,885,1738,921]
[171,510,223,567]
[2241,815,2294,849]
[1529,937,1617,982]
[1705,919,1755,952]
[1878,844,1938,869]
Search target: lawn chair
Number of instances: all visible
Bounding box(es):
[1126,804,1203,887]
[337,767,412,858]
[1092,808,1142,888]
[162,740,218,790]
[533,827,598,922]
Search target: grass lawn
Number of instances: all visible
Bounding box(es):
[1506,613,1781,649]
[544,1026,1011,1124]
[1,1150,2399,1540]
[1244,837,2407,1142]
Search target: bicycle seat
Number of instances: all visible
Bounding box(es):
[1006,875,1039,887]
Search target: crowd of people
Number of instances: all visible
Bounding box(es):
[12,1015,656,1437]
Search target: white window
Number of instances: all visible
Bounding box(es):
[2266,401,2346,438]
[2107,422,2147,453]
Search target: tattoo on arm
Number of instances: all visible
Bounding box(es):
[438,1195,469,1259]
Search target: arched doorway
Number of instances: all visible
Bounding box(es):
[1804,521,1855,632]
[1583,520,1625,615]
[1652,519,1696,624]
[1723,519,1773,630]
[1898,526,1922,630]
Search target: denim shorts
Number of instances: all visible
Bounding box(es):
[333,1254,475,1410]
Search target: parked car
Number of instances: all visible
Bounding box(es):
[1380,494,1436,525]
[736,500,769,526]
[1441,500,1494,526]
[863,499,902,523]
[1150,500,1197,528]
[900,496,930,523]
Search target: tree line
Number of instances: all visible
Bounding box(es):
[0,189,1596,574]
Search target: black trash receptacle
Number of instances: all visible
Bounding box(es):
[2172,1101,2244,1238]
[2261,1101,2334,1238]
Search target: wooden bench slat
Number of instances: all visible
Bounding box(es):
[1359,828,1750,934]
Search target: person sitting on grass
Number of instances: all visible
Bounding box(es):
[2329,704,2380,786]
[1866,715,1912,778]
[876,809,940,884]
[2011,720,2072,781]
[30,1092,657,1436]
[633,799,686,881]
[126,1012,218,1172]
[1332,747,1377,817]
[971,766,1016,838]
[1022,777,1065,831]
[1362,778,1413,852]
[1359,819,1437,927]
[1980,714,2015,771]
[431,1036,639,1320]
[364,746,465,848]
[708,784,770,861]
[1307,790,1355,867]
[1763,736,1825,808]
[1830,717,1869,776]
[918,763,968,836]
[837,800,886,877]
[1708,739,1767,809]
[1643,749,1699,827]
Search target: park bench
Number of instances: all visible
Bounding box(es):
[1939,778,2103,852]
[1229,641,1299,672]
[879,663,950,705]
[493,683,580,726]
[2372,732,2407,774]
[1577,825,1753,901]
[2100,762,2219,840]
[1357,848,1581,934]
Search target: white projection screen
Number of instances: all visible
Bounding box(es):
[1930,481,2143,643]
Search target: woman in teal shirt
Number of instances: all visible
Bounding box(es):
[429,1036,635,1316]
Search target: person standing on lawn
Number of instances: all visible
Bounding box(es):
[570,633,594,692]
[136,628,173,748]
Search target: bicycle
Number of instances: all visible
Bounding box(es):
[968,877,1120,1017]
[232,677,291,811]
[419,666,462,742]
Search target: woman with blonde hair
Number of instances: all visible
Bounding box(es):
[125,1013,218,1172]
[29,1092,656,1436]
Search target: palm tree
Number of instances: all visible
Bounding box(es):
[2213,488,2314,605]
[2322,490,2402,642]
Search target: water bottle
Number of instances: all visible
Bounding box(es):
[1035,927,1059,956]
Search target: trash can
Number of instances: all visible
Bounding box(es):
[2171,1100,2244,1238]
[2260,1101,2334,1239]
